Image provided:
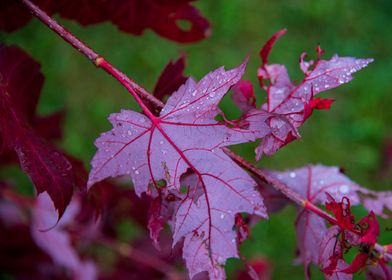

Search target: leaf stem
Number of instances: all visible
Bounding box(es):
[224,148,389,259]
[223,148,336,223]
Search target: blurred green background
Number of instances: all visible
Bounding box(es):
[1,0,392,279]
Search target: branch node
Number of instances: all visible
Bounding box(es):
[95,56,104,67]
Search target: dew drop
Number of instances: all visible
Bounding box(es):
[339,184,349,194]
[289,172,296,178]
[159,140,164,145]
[192,91,197,96]
[231,238,236,243]
[135,170,140,175]
[131,166,136,170]
[324,84,329,88]
[220,213,225,219]
[127,130,132,136]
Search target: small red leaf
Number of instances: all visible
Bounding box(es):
[259,29,287,66]
[1,0,211,43]
[251,33,373,158]
[309,98,335,110]
[0,45,74,217]
[232,80,256,113]
[153,55,188,101]
[340,252,369,274]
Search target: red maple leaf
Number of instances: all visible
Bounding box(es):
[238,30,373,158]
[0,0,210,43]
[0,44,74,217]
[88,61,269,278]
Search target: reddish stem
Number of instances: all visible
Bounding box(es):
[19,0,164,113]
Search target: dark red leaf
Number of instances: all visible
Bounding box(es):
[357,211,380,245]
[0,44,64,166]
[308,97,335,110]
[259,29,287,66]
[231,80,257,113]
[340,252,369,274]
[153,55,188,101]
[0,45,74,217]
[1,0,211,43]
[267,164,390,278]
[319,226,351,280]
[107,0,211,43]
[0,0,53,33]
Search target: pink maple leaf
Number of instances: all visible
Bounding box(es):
[0,0,210,43]
[32,193,97,280]
[88,61,269,278]
[266,165,391,279]
[245,30,373,158]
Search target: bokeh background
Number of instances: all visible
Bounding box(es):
[1,0,392,279]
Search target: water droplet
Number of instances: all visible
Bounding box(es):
[159,140,164,145]
[324,84,329,88]
[192,91,197,96]
[231,238,236,243]
[209,92,215,98]
[339,185,349,194]
[289,172,296,178]
[135,170,140,175]
[131,166,136,170]
[127,130,132,136]
[220,213,225,219]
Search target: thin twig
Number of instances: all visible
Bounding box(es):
[19,0,164,111]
